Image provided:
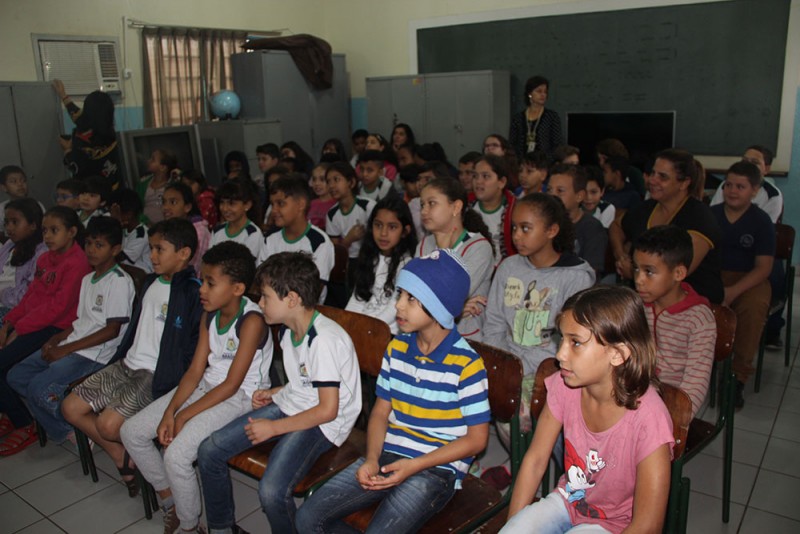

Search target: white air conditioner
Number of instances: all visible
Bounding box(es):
[35,36,123,97]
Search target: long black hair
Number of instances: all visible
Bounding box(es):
[5,198,43,267]
[281,141,314,175]
[44,205,85,249]
[516,193,575,253]
[352,196,418,302]
[74,90,116,145]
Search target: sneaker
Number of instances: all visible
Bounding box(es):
[765,335,783,351]
[735,381,746,410]
[162,505,179,534]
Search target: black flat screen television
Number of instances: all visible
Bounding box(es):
[120,125,205,186]
[566,112,675,168]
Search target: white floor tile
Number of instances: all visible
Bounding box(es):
[237,508,272,534]
[747,381,786,409]
[685,491,744,534]
[232,479,261,521]
[15,461,116,516]
[48,484,145,534]
[0,443,78,489]
[14,519,66,534]
[777,385,800,413]
[0,491,45,533]
[230,468,259,490]
[0,481,7,496]
[771,408,800,442]
[697,428,769,467]
[733,402,778,436]
[762,436,800,473]
[682,456,758,505]
[757,365,791,387]
[113,516,161,533]
[739,506,800,533]
[748,469,800,521]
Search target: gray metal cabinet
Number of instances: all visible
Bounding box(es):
[231,51,349,159]
[366,71,510,162]
[0,82,66,205]
[196,119,282,186]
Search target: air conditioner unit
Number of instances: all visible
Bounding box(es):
[35,36,123,97]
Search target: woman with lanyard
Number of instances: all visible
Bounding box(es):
[609,148,723,304]
[509,75,564,160]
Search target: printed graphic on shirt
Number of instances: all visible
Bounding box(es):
[558,439,607,520]
[157,302,168,322]
[93,295,104,312]
[222,337,237,359]
[505,277,554,346]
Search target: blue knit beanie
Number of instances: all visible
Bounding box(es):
[396,249,470,329]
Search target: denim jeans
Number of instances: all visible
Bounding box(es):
[7,350,104,442]
[295,452,457,534]
[197,402,333,533]
[0,326,62,428]
[499,491,612,533]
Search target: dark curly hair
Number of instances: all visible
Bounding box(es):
[515,193,575,254]
[5,198,43,267]
[255,251,321,309]
[202,241,256,287]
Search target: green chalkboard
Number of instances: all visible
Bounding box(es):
[417,0,789,156]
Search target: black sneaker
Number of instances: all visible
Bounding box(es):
[765,335,784,351]
[735,381,746,410]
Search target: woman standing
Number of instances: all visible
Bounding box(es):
[508,75,563,159]
[53,80,121,191]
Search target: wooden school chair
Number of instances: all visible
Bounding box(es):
[226,305,391,499]
[662,383,694,534]
[755,222,795,391]
[341,340,524,534]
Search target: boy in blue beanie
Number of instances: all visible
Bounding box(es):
[296,249,491,533]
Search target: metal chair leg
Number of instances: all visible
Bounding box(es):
[35,420,47,447]
[755,333,766,393]
[785,271,794,367]
[709,362,718,408]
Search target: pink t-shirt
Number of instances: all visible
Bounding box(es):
[545,373,674,533]
[309,198,337,230]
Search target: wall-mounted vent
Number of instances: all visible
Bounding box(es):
[33,35,123,97]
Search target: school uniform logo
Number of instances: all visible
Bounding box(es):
[92,295,104,312]
[299,362,311,386]
[222,337,238,359]
[157,302,168,322]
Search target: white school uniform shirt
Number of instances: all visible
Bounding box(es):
[0,253,16,292]
[591,201,616,229]
[210,220,264,262]
[474,201,506,265]
[345,254,411,335]
[204,298,273,398]
[326,197,376,259]
[122,223,153,272]
[273,312,362,446]
[358,178,394,202]
[124,277,171,372]
[258,223,335,303]
[62,265,135,364]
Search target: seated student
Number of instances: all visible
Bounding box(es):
[346,196,417,334]
[632,226,716,416]
[349,129,369,168]
[198,251,361,533]
[210,178,263,261]
[472,154,517,261]
[601,155,643,214]
[297,249,490,534]
[596,138,646,197]
[358,150,396,202]
[55,178,87,210]
[78,175,111,227]
[62,218,202,497]
[583,165,616,229]
[712,161,775,409]
[408,161,449,241]
[325,162,376,283]
[548,163,607,275]
[518,150,549,198]
[709,145,783,223]
[121,242,271,534]
[261,164,290,230]
[365,133,399,182]
[181,169,218,230]
[223,150,251,180]
[137,148,177,225]
[8,217,134,446]
[395,142,416,170]
[551,144,580,165]
[0,165,45,216]
[457,151,482,198]
[0,199,47,323]
[321,138,349,163]
[258,175,334,303]
[109,188,152,272]
[0,207,90,454]
[308,162,335,230]
[255,143,281,201]
[162,182,211,275]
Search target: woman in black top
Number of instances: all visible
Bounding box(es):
[508,75,564,159]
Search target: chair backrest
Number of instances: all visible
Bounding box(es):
[775,223,795,262]
[119,263,147,297]
[659,382,693,459]
[530,358,560,420]
[710,304,736,363]
[317,305,392,377]
[467,341,523,423]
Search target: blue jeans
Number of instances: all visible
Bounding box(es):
[0,326,62,428]
[499,491,612,533]
[8,350,104,443]
[197,402,334,533]
[295,452,457,534]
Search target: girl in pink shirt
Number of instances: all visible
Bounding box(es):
[502,286,674,534]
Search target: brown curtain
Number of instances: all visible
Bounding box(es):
[142,28,247,127]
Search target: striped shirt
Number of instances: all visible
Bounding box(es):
[376,329,491,487]
[644,283,716,416]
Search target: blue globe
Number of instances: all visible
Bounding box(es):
[210,90,241,120]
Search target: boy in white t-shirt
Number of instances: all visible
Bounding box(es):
[122,241,271,534]
[358,150,396,202]
[198,251,361,534]
[8,217,135,445]
[110,188,152,272]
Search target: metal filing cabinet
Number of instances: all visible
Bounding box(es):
[196,119,282,185]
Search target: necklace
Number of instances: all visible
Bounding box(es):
[526,107,541,153]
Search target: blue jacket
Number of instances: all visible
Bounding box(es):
[110,266,202,398]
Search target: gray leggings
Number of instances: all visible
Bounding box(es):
[120,381,251,530]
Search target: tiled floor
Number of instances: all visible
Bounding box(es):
[3,302,800,533]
